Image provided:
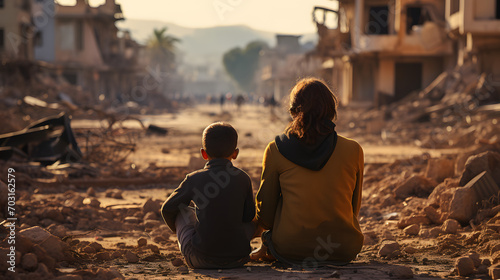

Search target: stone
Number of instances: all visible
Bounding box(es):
[49,224,68,239]
[403,224,420,236]
[124,216,141,223]
[96,267,125,280]
[449,171,499,224]
[21,253,38,271]
[83,197,101,208]
[144,219,162,228]
[112,190,123,199]
[378,241,400,258]
[137,238,148,247]
[394,175,437,199]
[404,246,417,254]
[148,244,160,254]
[423,205,442,224]
[54,275,83,280]
[87,187,96,197]
[171,258,185,267]
[143,198,161,214]
[82,246,96,254]
[398,215,430,229]
[144,211,158,220]
[465,252,481,268]
[388,265,413,279]
[459,151,500,187]
[32,244,56,269]
[125,251,139,263]
[96,252,111,261]
[20,226,68,261]
[89,242,104,252]
[178,266,189,274]
[482,258,492,266]
[455,256,475,276]
[442,219,460,234]
[363,234,376,245]
[477,264,489,274]
[36,263,53,278]
[425,157,455,183]
[111,251,122,259]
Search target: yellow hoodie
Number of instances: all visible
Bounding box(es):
[255,135,364,263]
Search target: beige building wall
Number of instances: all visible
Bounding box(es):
[0,0,33,60]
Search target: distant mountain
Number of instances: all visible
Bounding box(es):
[117,19,317,66]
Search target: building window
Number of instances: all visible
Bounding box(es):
[407,7,431,34]
[497,0,500,19]
[34,31,43,47]
[0,0,4,8]
[366,6,389,35]
[0,29,4,49]
[450,0,460,15]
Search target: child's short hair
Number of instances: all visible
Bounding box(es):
[202,122,238,158]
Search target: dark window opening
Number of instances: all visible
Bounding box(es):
[0,29,4,49]
[0,0,4,8]
[366,6,389,35]
[407,7,431,34]
[34,31,43,47]
[395,63,422,101]
[496,0,500,19]
[63,72,78,85]
[76,21,83,51]
[450,0,460,15]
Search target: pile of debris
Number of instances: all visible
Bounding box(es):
[0,183,189,279]
[339,61,500,149]
[359,139,500,278]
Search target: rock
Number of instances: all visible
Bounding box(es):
[378,241,400,258]
[21,253,38,271]
[111,251,122,259]
[382,231,395,240]
[36,263,53,278]
[459,151,500,187]
[20,226,68,261]
[490,263,500,279]
[137,238,148,247]
[124,216,141,223]
[398,215,430,229]
[483,258,492,266]
[144,219,162,228]
[144,211,158,220]
[466,252,481,268]
[96,252,110,261]
[388,265,413,279]
[427,179,459,209]
[456,256,475,276]
[125,251,139,263]
[82,246,96,254]
[87,187,96,197]
[171,258,185,267]
[95,267,125,279]
[89,242,104,252]
[429,227,443,238]
[143,198,161,214]
[404,246,417,254]
[148,244,160,254]
[423,205,442,224]
[112,190,123,199]
[363,234,376,245]
[54,275,84,280]
[48,224,68,239]
[394,175,437,199]
[425,157,455,183]
[442,219,460,234]
[403,224,420,236]
[32,244,56,269]
[83,197,101,208]
[178,266,189,274]
[449,171,499,224]
[477,264,489,274]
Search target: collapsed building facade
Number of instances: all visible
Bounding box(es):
[314,0,500,106]
[0,0,145,103]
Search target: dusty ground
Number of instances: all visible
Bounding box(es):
[2,103,500,279]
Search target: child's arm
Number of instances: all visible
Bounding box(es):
[160,177,193,233]
[242,176,256,223]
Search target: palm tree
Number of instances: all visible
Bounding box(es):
[147,27,180,72]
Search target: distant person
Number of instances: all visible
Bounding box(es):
[219,94,225,111]
[251,78,364,266]
[161,122,255,269]
[235,94,245,111]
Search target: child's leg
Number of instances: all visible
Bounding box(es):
[175,206,197,256]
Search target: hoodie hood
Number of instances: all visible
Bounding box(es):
[274,122,337,171]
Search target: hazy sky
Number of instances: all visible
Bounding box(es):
[56,0,338,34]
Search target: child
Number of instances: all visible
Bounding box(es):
[161,122,255,269]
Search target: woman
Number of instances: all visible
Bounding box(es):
[251,78,364,267]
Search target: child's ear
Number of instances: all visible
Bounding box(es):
[200,148,209,160]
[231,148,239,160]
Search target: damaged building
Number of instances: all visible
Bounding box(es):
[314,0,458,106]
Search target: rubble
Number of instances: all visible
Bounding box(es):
[455,256,475,276]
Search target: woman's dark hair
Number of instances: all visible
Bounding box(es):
[285,78,338,144]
